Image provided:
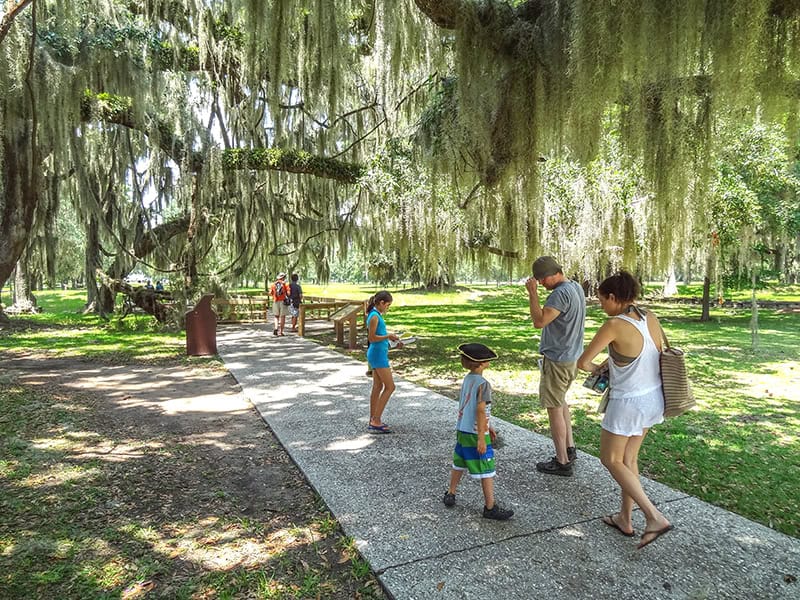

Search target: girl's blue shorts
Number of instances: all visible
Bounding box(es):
[366,345,390,369]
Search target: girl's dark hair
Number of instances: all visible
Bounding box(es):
[598,271,640,303]
[367,290,393,313]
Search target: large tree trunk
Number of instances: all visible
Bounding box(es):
[11,255,36,311]
[181,178,201,292]
[750,270,760,351]
[43,172,60,288]
[700,254,713,322]
[701,275,711,322]
[0,125,39,322]
[98,279,118,315]
[663,267,678,296]
[83,215,109,317]
[774,243,786,281]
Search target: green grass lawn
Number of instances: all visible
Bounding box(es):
[0,289,189,363]
[643,280,800,302]
[3,285,798,538]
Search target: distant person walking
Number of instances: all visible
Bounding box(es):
[365,291,401,433]
[526,256,586,476]
[270,273,290,336]
[577,271,673,548]
[288,274,303,332]
[443,343,513,520]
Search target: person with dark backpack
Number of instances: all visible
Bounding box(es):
[270,273,290,336]
[288,273,303,332]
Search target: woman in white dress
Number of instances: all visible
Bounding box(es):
[578,271,673,549]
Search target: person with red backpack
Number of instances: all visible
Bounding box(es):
[270,273,291,336]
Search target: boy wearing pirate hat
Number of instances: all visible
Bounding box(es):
[443,343,513,520]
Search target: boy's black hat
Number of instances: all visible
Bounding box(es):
[458,343,498,362]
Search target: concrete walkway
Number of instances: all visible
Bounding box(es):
[217,325,799,599]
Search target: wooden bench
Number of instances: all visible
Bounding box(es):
[331,303,363,349]
[297,298,367,342]
[297,302,341,336]
[212,296,271,323]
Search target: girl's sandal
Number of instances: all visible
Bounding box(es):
[368,423,392,434]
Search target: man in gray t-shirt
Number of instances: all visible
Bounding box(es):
[525,256,586,476]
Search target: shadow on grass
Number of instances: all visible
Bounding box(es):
[0,358,384,599]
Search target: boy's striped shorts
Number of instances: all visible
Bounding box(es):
[452,430,495,479]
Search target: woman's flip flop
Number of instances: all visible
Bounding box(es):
[601,515,635,537]
[637,524,674,549]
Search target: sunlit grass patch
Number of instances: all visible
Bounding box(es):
[0,325,186,362]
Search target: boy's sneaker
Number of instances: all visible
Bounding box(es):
[365,369,373,377]
[483,503,514,520]
[567,446,578,463]
[536,457,574,477]
[442,492,456,507]
[273,329,279,336]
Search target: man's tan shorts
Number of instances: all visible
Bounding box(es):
[539,357,578,408]
[273,301,290,317]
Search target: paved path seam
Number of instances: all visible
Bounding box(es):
[375,494,697,574]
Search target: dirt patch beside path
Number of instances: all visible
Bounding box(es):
[0,352,385,599]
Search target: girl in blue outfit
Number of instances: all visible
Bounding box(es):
[365,291,402,433]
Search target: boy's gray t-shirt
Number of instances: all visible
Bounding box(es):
[539,280,586,362]
[456,372,492,434]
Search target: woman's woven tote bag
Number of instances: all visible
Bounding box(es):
[658,324,695,417]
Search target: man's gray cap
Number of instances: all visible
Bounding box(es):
[532,256,562,279]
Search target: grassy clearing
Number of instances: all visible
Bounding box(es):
[643,281,800,302]
[0,290,187,363]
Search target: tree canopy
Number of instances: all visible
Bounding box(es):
[1,0,799,317]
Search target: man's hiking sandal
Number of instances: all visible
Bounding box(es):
[536,457,574,476]
[567,446,577,463]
